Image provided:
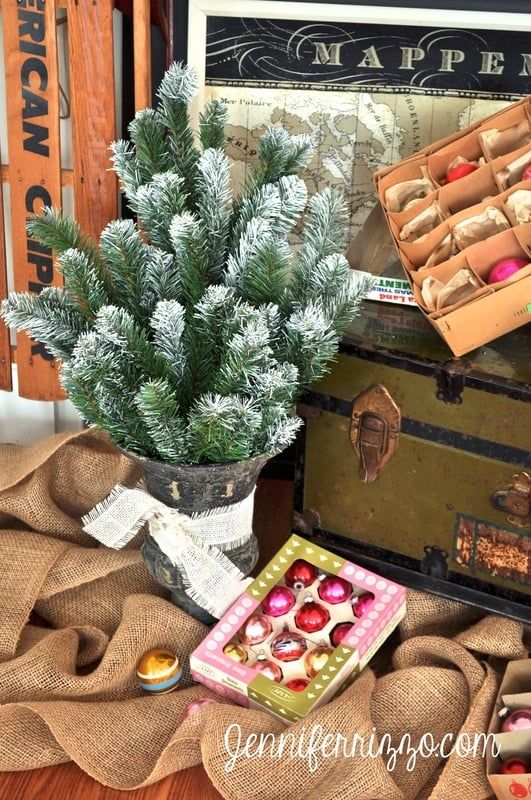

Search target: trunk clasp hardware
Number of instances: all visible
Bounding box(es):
[491,471,531,529]
[350,384,401,483]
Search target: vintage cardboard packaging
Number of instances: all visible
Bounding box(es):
[190,534,406,723]
[487,658,531,800]
[374,97,531,355]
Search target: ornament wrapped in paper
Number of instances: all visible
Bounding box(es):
[479,118,531,159]
[497,149,531,189]
[384,166,437,212]
[399,202,446,243]
[419,232,457,270]
[505,189,531,224]
[452,206,510,251]
[421,268,481,312]
[82,483,255,620]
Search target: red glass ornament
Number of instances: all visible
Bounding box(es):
[501,759,529,776]
[284,559,318,589]
[285,677,309,692]
[270,630,307,662]
[501,709,531,733]
[523,165,531,181]
[509,781,528,798]
[330,622,354,647]
[239,613,272,645]
[351,592,375,618]
[445,162,478,183]
[318,575,352,604]
[295,599,330,633]
[262,585,296,617]
[252,658,283,682]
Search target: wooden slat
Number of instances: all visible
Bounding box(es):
[2,0,65,400]
[66,0,117,239]
[0,144,12,391]
[134,0,152,109]
[1,165,73,186]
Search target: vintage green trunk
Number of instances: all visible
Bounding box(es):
[295,302,531,622]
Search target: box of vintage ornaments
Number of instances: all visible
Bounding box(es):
[374,96,531,356]
[190,534,406,723]
[487,658,531,800]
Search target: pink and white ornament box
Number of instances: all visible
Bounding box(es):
[190,534,406,723]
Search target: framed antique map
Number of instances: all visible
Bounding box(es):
[185,1,531,303]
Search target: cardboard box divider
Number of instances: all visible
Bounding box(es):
[374,96,531,355]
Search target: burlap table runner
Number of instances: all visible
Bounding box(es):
[0,429,529,798]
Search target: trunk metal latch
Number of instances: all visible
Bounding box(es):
[350,384,401,483]
[491,471,531,528]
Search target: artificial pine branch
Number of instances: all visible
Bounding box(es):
[169,212,210,309]
[1,288,89,360]
[1,61,372,466]
[128,108,172,180]
[57,248,109,321]
[134,173,186,251]
[98,220,147,317]
[214,315,272,395]
[150,299,187,385]
[156,62,200,201]
[27,207,97,259]
[293,188,348,299]
[109,140,144,205]
[136,378,187,462]
[199,98,229,151]
[186,394,262,463]
[195,148,232,279]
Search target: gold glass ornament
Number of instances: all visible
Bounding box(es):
[136,648,182,693]
[223,641,248,663]
[305,646,333,678]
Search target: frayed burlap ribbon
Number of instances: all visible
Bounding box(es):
[0,429,529,797]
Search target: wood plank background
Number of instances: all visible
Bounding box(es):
[0,138,11,391]
[2,0,64,400]
[66,0,118,240]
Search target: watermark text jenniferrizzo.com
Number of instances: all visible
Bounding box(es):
[223,724,499,774]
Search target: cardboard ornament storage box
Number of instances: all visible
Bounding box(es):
[487,658,531,800]
[190,534,406,723]
[375,97,531,356]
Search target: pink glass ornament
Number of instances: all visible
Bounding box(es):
[270,630,307,662]
[488,257,527,285]
[239,613,272,645]
[295,599,330,634]
[330,622,355,647]
[181,697,218,721]
[351,592,374,618]
[501,709,531,733]
[284,559,318,589]
[252,658,283,682]
[318,575,352,604]
[262,585,296,617]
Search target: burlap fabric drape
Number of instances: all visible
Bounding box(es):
[0,430,529,798]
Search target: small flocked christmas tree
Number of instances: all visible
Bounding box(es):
[2,63,371,465]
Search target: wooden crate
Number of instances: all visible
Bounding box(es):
[0,0,170,400]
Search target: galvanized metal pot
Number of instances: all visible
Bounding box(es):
[125,451,271,624]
